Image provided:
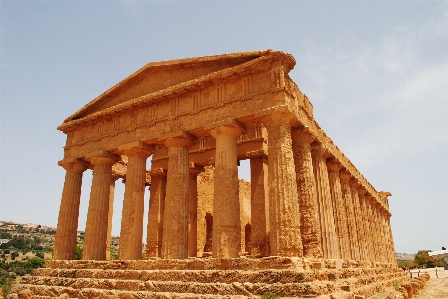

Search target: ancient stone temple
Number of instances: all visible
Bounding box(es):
[9,50,424,298]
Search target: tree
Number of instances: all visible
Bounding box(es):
[413,250,445,268]
[10,252,19,260]
[75,244,83,260]
[414,250,433,267]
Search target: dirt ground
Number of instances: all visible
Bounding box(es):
[368,267,448,299]
[412,267,448,299]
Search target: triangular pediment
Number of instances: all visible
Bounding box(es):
[64,50,277,123]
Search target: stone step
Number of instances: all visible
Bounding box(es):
[44,258,394,272]
[32,267,403,284]
[10,284,260,299]
[20,276,337,297]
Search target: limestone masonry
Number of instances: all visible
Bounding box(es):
[9,50,423,298]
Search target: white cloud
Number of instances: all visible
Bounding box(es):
[296,2,448,171]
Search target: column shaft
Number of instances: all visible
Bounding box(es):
[327,162,349,260]
[370,201,381,262]
[357,188,369,261]
[211,125,242,258]
[145,169,166,257]
[188,167,201,257]
[349,179,363,261]
[249,156,270,257]
[339,172,358,260]
[378,209,388,263]
[53,159,88,260]
[119,148,151,260]
[83,155,116,260]
[365,197,376,262]
[311,145,340,259]
[386,216,396,264]
[106,177,118,260]
[264,119,302,257]
[162,137,192,259]
[292,131,323,258]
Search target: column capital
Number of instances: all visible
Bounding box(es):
[209,119,244,138]
[86,151,119,165]
[58,158,89,172]
[357,186,368,196]
[291,127,315,144]
[118,141,154,157]
[349,178,361,188]
[339,170,351,182]
[311,143,329,158]
[261,110,296,127]
[326,159,342,172]
[160,130,195,148]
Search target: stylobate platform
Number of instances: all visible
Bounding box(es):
[9,257,411,299]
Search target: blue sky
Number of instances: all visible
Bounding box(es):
[1,0,447,255]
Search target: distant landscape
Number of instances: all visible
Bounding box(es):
[0,220,120,296]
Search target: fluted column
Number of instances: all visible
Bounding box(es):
[53,159,89,260]
[188,165,202,257]
[349,179,363,261]
[249,156,270,257]
[210,123,243,258]
[368,198,381,262]
[386,215,396,264]
[83,153,118,260]
[145,168,166,258]
[378,208,388,263]
[106,175,119,260]
[263,112,302,257]
[161,136,193,259]
[119,145,152,260]
[327,161,349,260]
[292,130,322,258]
[357,187,369,261]
[339,171,359,260]
[365,195,376,262]
[311,145,339,259]
[373,204,384,262]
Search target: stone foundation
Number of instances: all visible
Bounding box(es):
[8,257,412,299]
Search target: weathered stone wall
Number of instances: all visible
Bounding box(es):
[196,167,251,257]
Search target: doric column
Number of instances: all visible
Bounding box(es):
[210,122,243,258]
[291,129,323,258]
[372,203,384,262]
[339,171,358,261]
[145,168,166,258]
[249,156,270,257]
[327,161,349,260]
[263,112,302,257]
[385,215,396,264]
[83,153,118,260]
[367,197,382,263]
[357,187,369,261]
[188,164,203,257]
[311,144,339,259]
[118,143,153,260]
[161,134,193,259]
[378,208,389,263]
[53,158,89,260]
[349,178,363,261]
[106,175,119,260]
[364,194,376,262]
